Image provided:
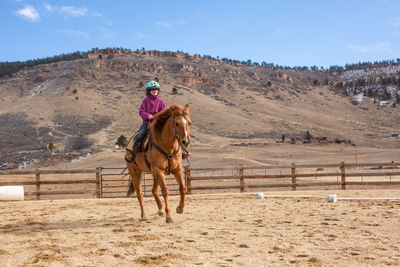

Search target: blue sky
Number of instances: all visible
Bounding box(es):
[1,0,400,68]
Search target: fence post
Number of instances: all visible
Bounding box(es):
[291,163,296,191]
[340,161,346,190]
[96,167,101,198]
[186,167,192,195]
[100,167,103,198]
[35,168,41,200]
[239,166,244,193]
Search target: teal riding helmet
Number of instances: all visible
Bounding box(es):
[145,81,160,92]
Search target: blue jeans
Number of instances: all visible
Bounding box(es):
[133,124,148,149]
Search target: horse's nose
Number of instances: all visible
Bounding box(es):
[182,140,187,146]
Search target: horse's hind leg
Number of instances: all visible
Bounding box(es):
[152,179,164,216]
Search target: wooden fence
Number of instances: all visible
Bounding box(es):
[0,162,399,200]
[185,162,400,194]
[0,168,100,200]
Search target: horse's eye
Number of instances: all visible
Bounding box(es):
[175,122,179,127]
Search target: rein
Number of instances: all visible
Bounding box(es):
[147,131,181,175]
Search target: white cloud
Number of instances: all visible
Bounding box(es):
[16,5,39,21]
[42,4,93,20]
[93,12,112,25]
[346,42,391,53]
[93,12,105,19]
[390,18,400,27]
[98,27,116,39]
[274,27,286,35]
[44,3,53,11]
[61,6,87,17]
[156,21,171,27]
[60,29,90,39]
[136,32,151,39]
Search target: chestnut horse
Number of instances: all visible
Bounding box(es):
[126,104,191,223]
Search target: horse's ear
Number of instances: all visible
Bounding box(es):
[184,104,189,115]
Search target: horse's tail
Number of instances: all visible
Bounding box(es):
[127,178,135,196]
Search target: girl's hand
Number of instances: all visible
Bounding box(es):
[148,114,154,120]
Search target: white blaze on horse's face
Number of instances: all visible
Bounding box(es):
[174,115,191,146]
[182,118,188,140]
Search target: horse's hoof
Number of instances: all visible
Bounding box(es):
[140,218,147,222]
[176,206,184,214]
[158,211,165,216]
[166,218,173,223]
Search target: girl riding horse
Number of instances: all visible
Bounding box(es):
[126,104,191,223]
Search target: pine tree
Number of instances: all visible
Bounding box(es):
[48,142,54,151]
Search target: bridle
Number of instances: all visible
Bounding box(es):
[171,113,191,154]
[147,112,191,174]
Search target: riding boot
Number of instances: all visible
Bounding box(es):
[132,144,141,154]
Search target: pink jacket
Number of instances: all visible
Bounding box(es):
[139,95,165,124]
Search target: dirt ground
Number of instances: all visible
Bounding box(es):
[1,143,400,266]
[1,189,400,266]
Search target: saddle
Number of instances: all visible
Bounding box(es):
[124,130,149,163]
[124,129,190,163]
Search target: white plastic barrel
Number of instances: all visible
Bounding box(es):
[327,194,337,203]
[0,186,24,201]
[256,192,265,199]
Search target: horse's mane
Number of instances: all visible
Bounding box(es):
[151,104,185,135]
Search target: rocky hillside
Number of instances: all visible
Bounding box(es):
[0,49,399,170]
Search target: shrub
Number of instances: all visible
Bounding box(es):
[48,142,54,151]
[116,135,128,147]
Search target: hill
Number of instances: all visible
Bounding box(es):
[0,49,399,170]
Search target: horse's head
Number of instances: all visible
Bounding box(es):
[172,104,191,147]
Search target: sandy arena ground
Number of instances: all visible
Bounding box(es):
[1,189,400,266]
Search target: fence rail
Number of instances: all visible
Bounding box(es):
[0,168,101,200]
[185,161,400,194]
[0,161,399,200]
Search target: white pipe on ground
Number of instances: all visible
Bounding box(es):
[337,197,400,200]
[255,193,315,199]
[327,194,400,202]
[0,186,24,201]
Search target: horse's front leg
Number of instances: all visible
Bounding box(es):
[152,178,164,216]
[153,168,172,223]
[172,166,187,214]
